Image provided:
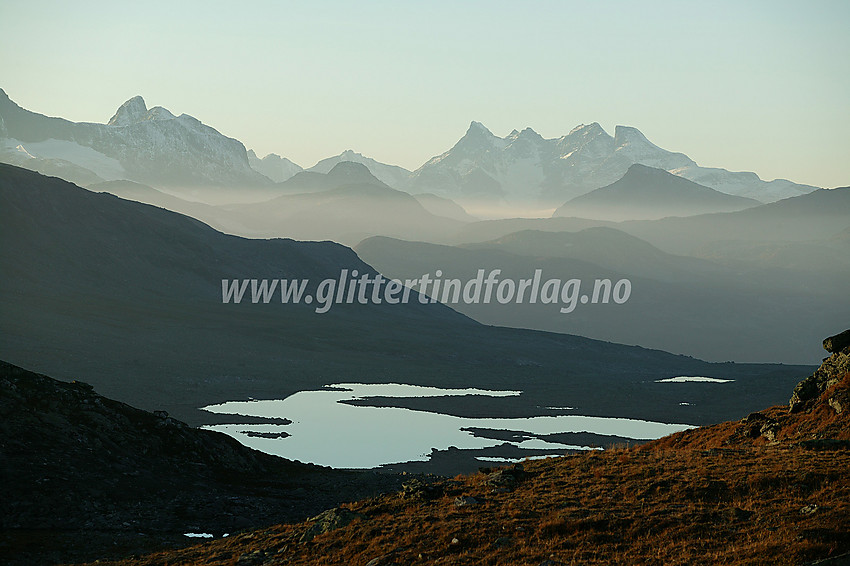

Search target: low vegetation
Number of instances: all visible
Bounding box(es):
[83,333,850,566]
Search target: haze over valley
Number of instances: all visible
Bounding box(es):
[2,90,845,365]
[2,3,848,564]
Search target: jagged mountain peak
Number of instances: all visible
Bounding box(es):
[466,121,495,137]
[451,121,502,155]
[108,97,181,127]
[568,122,607,137]
[107,95,147,126]
[511,127,544,141]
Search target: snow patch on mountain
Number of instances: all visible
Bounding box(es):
[3,138,126,180]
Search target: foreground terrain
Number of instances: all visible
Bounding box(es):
[74,331,850,565]
[0,361,404,566]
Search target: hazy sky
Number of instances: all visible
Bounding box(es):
[1,1,848,187]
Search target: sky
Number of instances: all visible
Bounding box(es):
[1,0,848,188]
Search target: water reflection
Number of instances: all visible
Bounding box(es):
[201,383,693,469]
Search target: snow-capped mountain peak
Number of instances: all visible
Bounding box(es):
[107,97,180,127]
[409,121,818,208]
[568,122,605,136]
[107,96,147,126]
[613,125,655,148]
[0,90,270,188]
[514,127,544,141]
[145,106,176,121]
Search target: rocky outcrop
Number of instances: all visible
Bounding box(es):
[741,412,780,441]
[824,329,850,354]
[790,329,850,412]
[300,508,365,542]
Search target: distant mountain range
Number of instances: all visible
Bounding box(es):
[454,187,850,254]
[553,164,762,221]
[247,149,303,183]
[0,90,819,213]
[356,222,848,364]
[407,121,818,209]
[0,89,269,189]
[223,162,465,244]
[306,149,413,190]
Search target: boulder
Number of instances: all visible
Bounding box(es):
[823,329,850,354]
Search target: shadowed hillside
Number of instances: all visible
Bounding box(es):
[356,229,845,364]
[0,361,404,566]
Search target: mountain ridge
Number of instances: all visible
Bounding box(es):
[0,90,819,213]
[408,120,817,210]
[553,164,762,221]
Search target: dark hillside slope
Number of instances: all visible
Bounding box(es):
[0,360,401,566]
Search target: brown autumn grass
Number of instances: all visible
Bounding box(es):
[79,372,850,566]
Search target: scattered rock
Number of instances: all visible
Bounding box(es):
[760,421,780,442]
[828,390,849,415]
[401,479,443,501]
[454,495,479,507]
[300,508,364,542]
[741,412,780,441]
[485,464,528,492]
